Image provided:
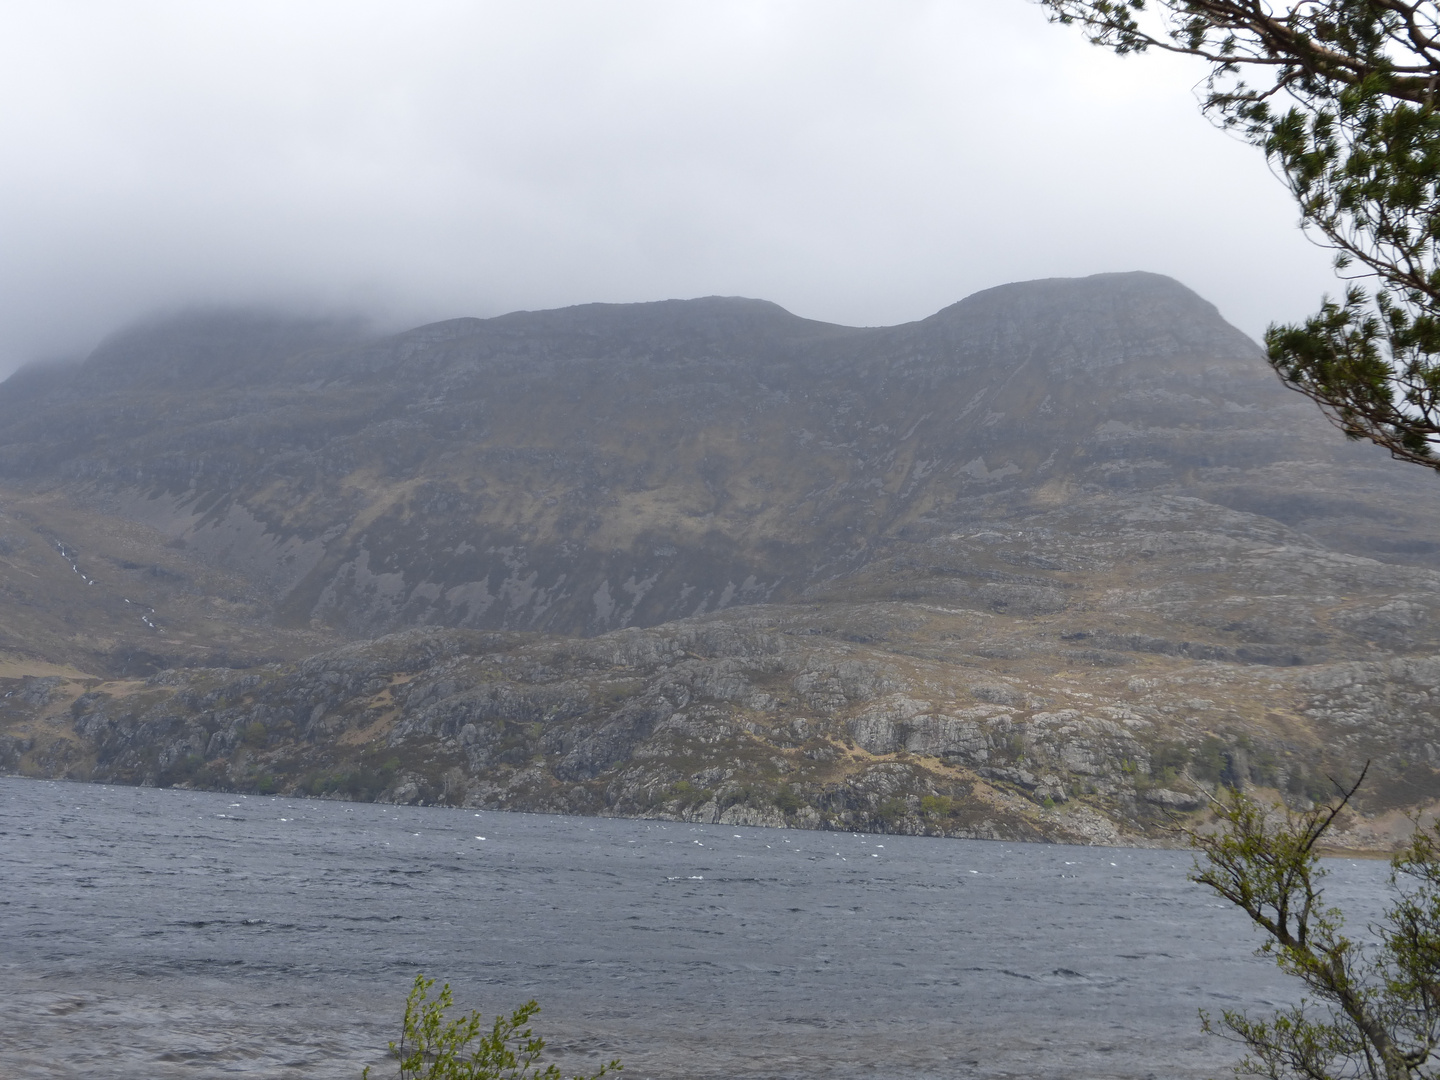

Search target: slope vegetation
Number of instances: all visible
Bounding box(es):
[3,273,1438,844]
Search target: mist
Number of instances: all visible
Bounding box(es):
[0,0,1336,375]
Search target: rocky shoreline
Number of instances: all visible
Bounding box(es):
[4,275,1440,844]
[6,593,1434,850]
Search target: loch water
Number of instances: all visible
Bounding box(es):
[0,775,1390,1079]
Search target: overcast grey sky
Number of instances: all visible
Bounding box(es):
[0,1,1338,376]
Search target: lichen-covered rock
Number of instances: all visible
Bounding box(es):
[1143,788,1205,811]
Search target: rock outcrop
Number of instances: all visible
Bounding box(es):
[2,272,1439,844]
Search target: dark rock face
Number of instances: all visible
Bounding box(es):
[2,272,1433,644]
[3,272,1440,843]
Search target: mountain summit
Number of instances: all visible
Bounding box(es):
[0,272,1425,645]
[2,273,1439,844]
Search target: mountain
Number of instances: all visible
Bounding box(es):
[3,272,1439,846]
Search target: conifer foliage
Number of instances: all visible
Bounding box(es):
[1042,0,1440,468]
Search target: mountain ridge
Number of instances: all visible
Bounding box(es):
[2,272,1439,846]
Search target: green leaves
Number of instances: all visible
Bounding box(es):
[364,975,620,1080]
[1187,775,1440,1078]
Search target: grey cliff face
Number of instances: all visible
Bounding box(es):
[2,271,1439,844]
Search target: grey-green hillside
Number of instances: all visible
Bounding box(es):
[3,272,1439,843]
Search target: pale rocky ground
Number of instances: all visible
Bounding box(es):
[3,273,1440,845]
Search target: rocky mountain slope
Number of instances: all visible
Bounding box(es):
[3,272,1439,845]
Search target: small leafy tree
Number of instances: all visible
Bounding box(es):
[1040,0,1440,470]
[364,975,620,1080]
[1191,771,1440,1079]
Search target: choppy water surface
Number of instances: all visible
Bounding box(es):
[0,776,1390,1079]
